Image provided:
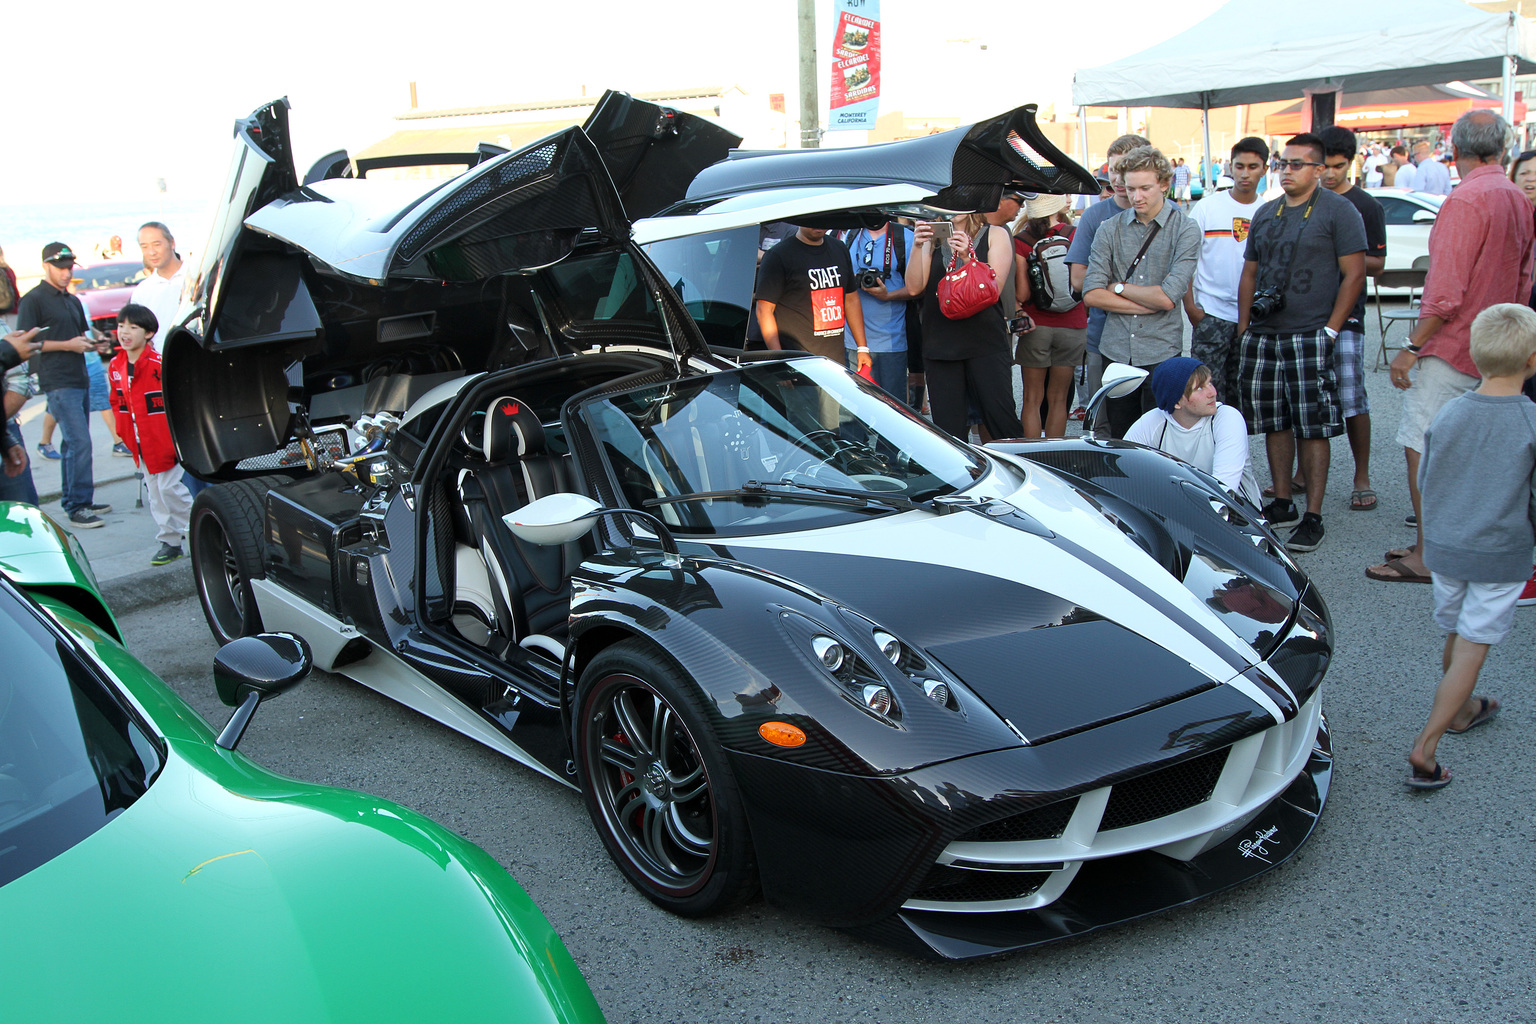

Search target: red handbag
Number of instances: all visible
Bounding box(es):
[937,243,999,320]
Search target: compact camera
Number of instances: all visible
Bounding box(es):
[858,269,888,290]
[1249,287,1285,322]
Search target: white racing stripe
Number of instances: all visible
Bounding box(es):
[720,465,1285,723]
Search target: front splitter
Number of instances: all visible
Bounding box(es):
[846,721,1333,960]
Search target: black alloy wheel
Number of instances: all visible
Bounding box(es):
[576,639,757,916]
[189,483,269,645]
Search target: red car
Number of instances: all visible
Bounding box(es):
[72,260,150,348]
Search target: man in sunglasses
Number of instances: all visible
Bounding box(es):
[1237,133,1368,554]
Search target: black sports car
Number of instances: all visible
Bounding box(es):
[163,95,1332,960]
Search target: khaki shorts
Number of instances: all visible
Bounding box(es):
[1014,325,1087,368]
[1396,355,1479,453]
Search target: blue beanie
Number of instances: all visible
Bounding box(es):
[1152,357,1205,413]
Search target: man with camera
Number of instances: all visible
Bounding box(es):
[843,219,916,402]
[1237,132,1367,554]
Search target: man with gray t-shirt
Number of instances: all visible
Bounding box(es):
[1238,132,1366,554]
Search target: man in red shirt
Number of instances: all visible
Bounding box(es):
[108,303,192,566]
[1369,110,1536,583]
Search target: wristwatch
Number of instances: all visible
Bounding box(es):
[1113,282,1126,295]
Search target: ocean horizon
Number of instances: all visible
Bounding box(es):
[2,197,214,286]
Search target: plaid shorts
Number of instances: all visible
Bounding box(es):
[1334,329,1368,419]
[1240,328,1344,438]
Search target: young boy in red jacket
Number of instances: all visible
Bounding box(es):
[109,304,192,565]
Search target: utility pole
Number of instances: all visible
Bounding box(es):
[798,0,819,148]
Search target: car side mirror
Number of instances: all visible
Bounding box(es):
[503,492,604,545]
[1084,362,1150,438]
[505,492,682,565]
[214,633,313,750]
[1412,209,1436,224]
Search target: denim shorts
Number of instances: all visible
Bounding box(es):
[85,353,109,412]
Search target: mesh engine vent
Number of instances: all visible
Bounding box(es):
[910,864,1051,904]
[954,798,1077,843]
[1099,746,1230,831]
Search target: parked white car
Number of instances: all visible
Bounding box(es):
[1364,187,1442,272]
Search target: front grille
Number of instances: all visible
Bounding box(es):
[910,864,1051,904]
[954,798,1076,843]
[1099,747,1229,831]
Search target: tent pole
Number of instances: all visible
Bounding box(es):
[1504,12,1517,139]
[1079,105,1090,172]
[1201,94,1214,192]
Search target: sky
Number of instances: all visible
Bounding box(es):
[1,0,1229,207]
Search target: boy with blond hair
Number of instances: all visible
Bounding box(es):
[1406,302,1536,788]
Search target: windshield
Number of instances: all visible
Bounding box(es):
[73,263,149,291]
[0,583,163,888]
[580,357,985,534]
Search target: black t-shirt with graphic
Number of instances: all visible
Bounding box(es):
[1243,186,1368,335]
[754,234,856,361]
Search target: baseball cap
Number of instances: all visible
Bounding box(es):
[41,242,80,266]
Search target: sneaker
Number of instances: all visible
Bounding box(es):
[1518,565,1536,607]
[36,442,60,460]
[150,543,184,566]
[1068,406,1087,422]
[67,510,105,529]
[1405,512,1418,528]
[1260,498,1301,528]
[1287,513,1326,552]
[112,442,132,458]
[88,502,112,514]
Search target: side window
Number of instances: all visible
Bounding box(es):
[642,226,760,347]
[1377,197,1418,226]
[0,586,163,889]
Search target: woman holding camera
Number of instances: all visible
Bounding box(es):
[905,207,1019,441]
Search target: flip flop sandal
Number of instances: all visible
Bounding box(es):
[1349,489,1378,511]
[1406,762,1451,789]
[1383,547,1414,562]
[1365,558,1433,583]
[1446,696,1500,735]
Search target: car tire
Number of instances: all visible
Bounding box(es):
[190,481,270,645]
[575,638,758,916]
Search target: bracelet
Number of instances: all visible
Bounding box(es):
[1323,326,1339,340]
[856,347,869,353]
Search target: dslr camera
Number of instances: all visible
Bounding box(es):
[1249,287,1285,322]
[858,269,888,290]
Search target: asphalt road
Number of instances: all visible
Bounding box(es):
[114,324,1536,1024]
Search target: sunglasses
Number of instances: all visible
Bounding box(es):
[1272,159,1323,171]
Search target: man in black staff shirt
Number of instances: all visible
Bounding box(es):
[755,225,872,374]
[15,243,110,529]
[1238,134,1367,554]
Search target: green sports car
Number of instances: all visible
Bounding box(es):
[0,502,605,1023]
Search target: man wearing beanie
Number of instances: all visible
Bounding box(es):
[1124,356,1260,506]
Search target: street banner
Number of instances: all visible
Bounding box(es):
[828,0,880,131]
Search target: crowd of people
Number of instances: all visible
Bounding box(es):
[0,222,193,566]
[745,106,1536,789]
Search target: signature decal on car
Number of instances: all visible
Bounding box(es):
[1237,825,1281,863]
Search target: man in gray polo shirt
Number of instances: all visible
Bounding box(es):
[1083,146,1201,437]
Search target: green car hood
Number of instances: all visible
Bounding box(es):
[1,596,603,1024]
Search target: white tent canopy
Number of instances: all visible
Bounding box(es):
[1072,0,1536,110]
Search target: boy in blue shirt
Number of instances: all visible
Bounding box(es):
[1406,303,1536,789]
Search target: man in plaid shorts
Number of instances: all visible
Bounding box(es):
[1237,132,1367,553]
